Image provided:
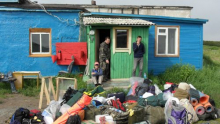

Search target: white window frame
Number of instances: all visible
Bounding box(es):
[30,32,51,54]
[113,27,132,54]
[155,26,180,57]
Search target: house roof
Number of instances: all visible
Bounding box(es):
[83,12,208,24]
[83,17,155,26]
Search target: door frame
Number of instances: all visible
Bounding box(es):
[87,26,113,78]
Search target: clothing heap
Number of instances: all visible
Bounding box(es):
[9,77,220,124]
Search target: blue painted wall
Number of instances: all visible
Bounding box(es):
[0,10,81,76]
[146,20,203,75]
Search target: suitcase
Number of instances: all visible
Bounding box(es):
[107,92,125,103]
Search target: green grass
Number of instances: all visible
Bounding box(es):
[18,79,40,97]
[0,82,12,98]
[204,41,220,47]
[204,45,220,65]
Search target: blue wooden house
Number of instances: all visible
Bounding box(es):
[0,3,208,78]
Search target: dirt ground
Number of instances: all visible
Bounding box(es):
[0,94,47,123]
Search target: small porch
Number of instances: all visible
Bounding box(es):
[87,79,130,90]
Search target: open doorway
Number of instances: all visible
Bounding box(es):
[95,29,111,79]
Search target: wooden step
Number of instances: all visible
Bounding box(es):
[87,79,131,90]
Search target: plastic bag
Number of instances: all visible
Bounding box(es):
[130,77,144,86]
[142,92,153,98]
[43,100,61,120]
[92,95,107,104]
[164,84,172,90]
[59,104,71,115]
[127,81,139,96]
[44,116,53,124]
[189,84,196,90]
[154,84,162,95]
[164,95,180,122]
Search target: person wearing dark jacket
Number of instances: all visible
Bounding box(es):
[132,36,145,77]
[91,62,103,86]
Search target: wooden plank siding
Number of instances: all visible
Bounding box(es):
[148,21,203,75]
[110,26,149,79]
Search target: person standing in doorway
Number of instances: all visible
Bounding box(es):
[132,36,145,77]
[91,62,103,86]
[99,36,111,82]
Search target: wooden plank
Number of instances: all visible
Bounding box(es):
[39,78,45,109]
[44,83,50,105]
[55,77,77,101]
[56,78,59,101]
[13,73,23,89]
[49,77,56,100]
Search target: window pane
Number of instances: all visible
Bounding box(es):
[158,35,166,54]
[168,29,176,54]
[41,34,50,52]
[159,29,166,33]
[32,34,40,53]
[116,30,127,48]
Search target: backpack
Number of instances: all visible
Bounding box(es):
[143,79,152,84]
[179,99,198,124]
[148,85,155,95]
[10,108,30,124]
[62,87,78,104]
[167,101,192,124]
[144,105,165,124]
[135,83,149,97]
[66,115,81,124]
[128,105,145,124]
[84,105,102,120]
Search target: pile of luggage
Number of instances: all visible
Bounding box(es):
[9,77,220,124]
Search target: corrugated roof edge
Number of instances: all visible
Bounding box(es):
[83,12,208,24]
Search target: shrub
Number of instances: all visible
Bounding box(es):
[158,64,196,84]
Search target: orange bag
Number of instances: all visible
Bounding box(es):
[199,94,209,105]
[204,102,213,113]
[53,94,92,124]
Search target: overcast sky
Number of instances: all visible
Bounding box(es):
[34,0,220,41]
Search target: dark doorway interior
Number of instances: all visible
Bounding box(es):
[95,29,111,79]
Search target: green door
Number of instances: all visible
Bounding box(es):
[110,26,149,79]
[87,26,149,79]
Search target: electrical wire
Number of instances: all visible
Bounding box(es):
[27,0,80,26]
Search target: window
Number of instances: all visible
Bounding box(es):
[116,29,128,48]
[113,27,132,54]
[155,26,180,57]
[29,28,51,57]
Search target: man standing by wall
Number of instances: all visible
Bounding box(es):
[132,36,145,77]
[99,37,111,82]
